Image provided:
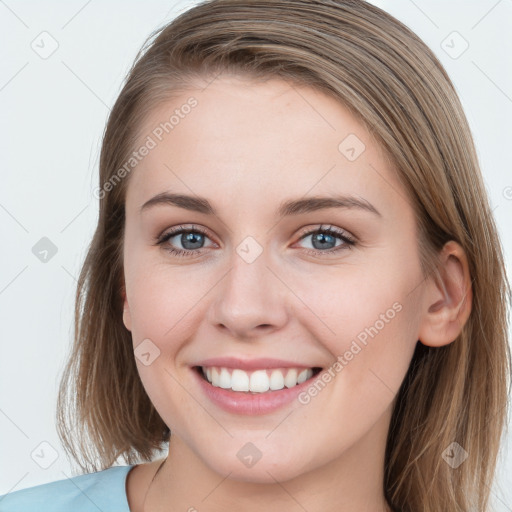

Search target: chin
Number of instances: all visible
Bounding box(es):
[220,463,306,484]
[204,447,316,484]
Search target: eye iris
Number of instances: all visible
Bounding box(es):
[181,232,204,250]
[312,232,336,250]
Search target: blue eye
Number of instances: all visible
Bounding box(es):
[296,225,356,255]
[155,225,214,258]
[155,224,356,258]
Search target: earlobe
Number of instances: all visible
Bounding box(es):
[121,285,132,332]
[418,241,473,348]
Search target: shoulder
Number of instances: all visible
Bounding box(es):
[0,465,135,512]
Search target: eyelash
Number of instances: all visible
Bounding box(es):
[155,224,356,258]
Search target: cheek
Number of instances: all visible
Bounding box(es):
[285,274,420,463]
[125,257,210,342]
[125,262,205,425]
[295,249,422,392]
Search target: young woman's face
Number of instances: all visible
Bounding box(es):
[122,75,427,483]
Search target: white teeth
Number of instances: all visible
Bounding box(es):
[202,366,315,393]
[250,370,270,393]
[284,369,298,388]
[297,369,309,384]
[269,370,284,390]
[231,369,249,391]
[219,368,231,389]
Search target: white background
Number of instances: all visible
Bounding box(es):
[1,0,511,509]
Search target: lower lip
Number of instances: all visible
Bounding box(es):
[192,367,320,415]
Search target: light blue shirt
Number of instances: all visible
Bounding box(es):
[0,465,135,511]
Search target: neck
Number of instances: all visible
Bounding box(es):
[144,409,393,512]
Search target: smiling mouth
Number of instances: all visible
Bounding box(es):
[194,366,322,393]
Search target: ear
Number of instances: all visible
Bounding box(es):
[121,283,132,332]
[418,240,472,347]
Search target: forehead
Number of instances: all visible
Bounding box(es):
[125,76,408,218]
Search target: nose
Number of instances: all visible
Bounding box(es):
[208,247,289,340]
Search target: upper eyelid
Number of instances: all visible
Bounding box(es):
[296,224,351,238]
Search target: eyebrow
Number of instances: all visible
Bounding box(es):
[140,192,381,217]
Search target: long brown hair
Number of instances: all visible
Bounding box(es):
[56,1,511,510]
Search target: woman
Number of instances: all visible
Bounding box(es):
[1,0,509,511]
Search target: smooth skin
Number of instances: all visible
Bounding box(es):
[122,75,472,512]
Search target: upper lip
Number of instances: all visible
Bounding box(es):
[194,357,320,371]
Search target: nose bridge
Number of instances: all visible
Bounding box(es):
[209,239,288,337]
[229,241,270,298]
